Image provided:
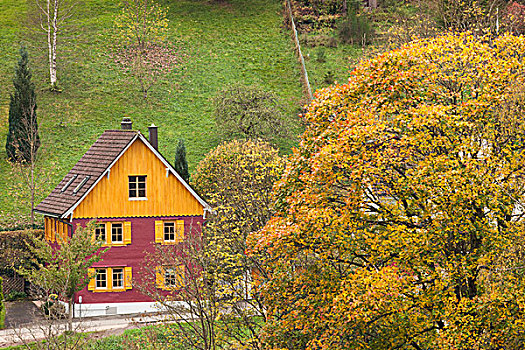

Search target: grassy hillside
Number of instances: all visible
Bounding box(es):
[0,0,305,226]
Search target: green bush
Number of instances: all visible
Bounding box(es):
[5,291,27,301]
[323,70,336,85]
[0,276,5,329]
[337,9,375,46]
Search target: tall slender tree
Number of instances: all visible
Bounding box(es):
[35,0,77,91]
[6,46,40,163]
[174,138,190,183]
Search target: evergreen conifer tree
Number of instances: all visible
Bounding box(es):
[6,46,40,163]
[174,139,190,183]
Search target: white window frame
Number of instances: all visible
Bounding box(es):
[95,269,107,290]
[128,175,147,200]
[111,223,123,244]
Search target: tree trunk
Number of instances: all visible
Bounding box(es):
[50,0,58,88]
[68,296,73,332]
[45,0,54,87]
[30,167,35,227]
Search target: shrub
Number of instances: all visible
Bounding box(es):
[5,291,27,301]
[315,47,327,62]
[0,276,4,329]
[504,1,525,34]
[338,9,375,46]
[323,70,336,85]
[438,0,506,33]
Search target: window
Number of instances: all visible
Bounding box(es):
[111,223,123,243]
[112,268,124,289]
[164,222,175,242]
[165,268,178,287]
[95,223,106,241]
[93,222,131,246]
[96,269,107,289]
[88,267,132,292]
[156,265,185,290]
[129,175,146,199]
[73,176,90,195]
[61,174,78,192]
[155,220,184,244]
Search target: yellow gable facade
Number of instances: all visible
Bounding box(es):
[72,138,203,219]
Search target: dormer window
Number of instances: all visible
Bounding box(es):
[129,175,146,199]
[73,176,90,195]
[61,174,78,192]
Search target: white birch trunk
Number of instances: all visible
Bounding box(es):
[45,0,54,87]
[50,0,58,87]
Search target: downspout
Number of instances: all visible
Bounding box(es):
[57,217,74,318]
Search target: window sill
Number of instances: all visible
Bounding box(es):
[92,288,127,293]
[129,197,148,201]
[160,240,183,245]
[159,286,180,291]
[103,243,126,247]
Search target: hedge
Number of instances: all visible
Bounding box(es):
[0,276,5,329]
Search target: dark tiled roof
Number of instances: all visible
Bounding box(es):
[35,130,138,217]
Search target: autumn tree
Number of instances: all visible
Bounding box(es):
[192,139,284,349]
[438,0,506,33]
[19,223,107,332]
[113,0,180,98]
[248,33,525,349]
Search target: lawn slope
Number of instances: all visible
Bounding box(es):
[0,0,303,226]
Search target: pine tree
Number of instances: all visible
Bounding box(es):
[6,46,40,163]
[174,139,190,183]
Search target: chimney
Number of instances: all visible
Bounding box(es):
[121,117,132,130]
[148,124,158,150]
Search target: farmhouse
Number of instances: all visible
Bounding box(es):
[34,118,210,316]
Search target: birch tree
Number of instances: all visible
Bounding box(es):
[35,0,77,91]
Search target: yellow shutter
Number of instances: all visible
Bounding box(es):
[51,218,56,243]
[155,221,164,244]
[177,265,185,287]
[57,222,67,243]
[105,223,110,245]
[45,218,50,241]
[125,267,133,289]
[87,268,96,291]
[107,268,113,292]
[176,220,185,243]
[156,266,165,289]
[123,222,132,245]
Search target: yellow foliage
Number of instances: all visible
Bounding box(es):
[249,33,525,349]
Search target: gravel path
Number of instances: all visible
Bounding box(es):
[4,301,45,329]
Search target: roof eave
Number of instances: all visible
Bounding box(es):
[33,209,61,218]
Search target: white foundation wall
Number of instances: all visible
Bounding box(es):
[60,301,187,318]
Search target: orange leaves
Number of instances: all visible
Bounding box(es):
[248,32,525,350]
